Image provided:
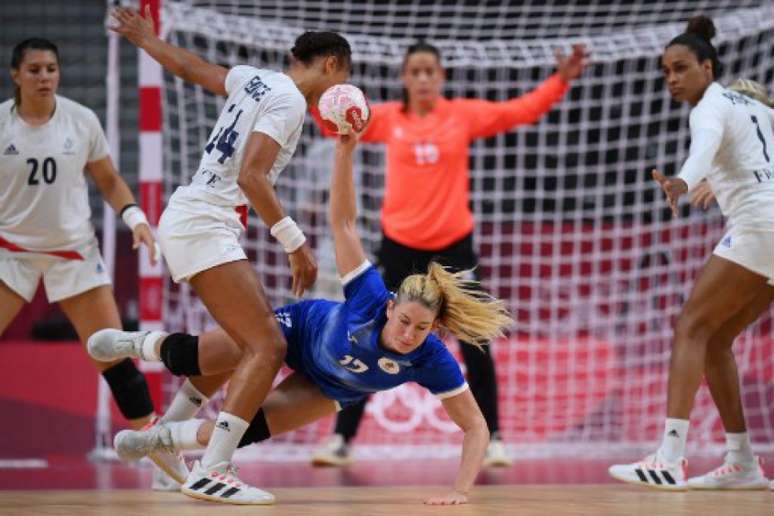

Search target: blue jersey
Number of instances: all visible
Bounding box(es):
[275,262,468,406]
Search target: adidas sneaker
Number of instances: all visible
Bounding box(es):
[483,437,512,468]
[608,453,687,490]
[687,457,768,490]
[114,420,189,484]
[311,434,352,467]
[87,329,149,361]
[181,460,275,505]
[152,464,181,492]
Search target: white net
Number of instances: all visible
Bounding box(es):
[160,1,774,459]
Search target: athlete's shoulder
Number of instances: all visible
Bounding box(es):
[414,333,452,362]
[690,84,730,131]
[372,101,401,113]
[0,99,13,124]
[56,95,102,125]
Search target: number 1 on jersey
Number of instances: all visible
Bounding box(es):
[751,115,770,163]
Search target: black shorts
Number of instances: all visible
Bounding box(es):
[376,232,480,292]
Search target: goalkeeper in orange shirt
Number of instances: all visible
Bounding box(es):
[312,40,588,467]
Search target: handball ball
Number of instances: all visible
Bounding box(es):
[318,84,370,135]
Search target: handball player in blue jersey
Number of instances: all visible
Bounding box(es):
[88,134,513,505]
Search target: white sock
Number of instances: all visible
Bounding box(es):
[168,419,207,450]
[657,418,689,463]
[725,432,755,464]
[141,331,168,361]
[160,379,209,423]
[200,411,249,469]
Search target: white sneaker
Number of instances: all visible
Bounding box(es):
[687,457,768,490]
[152,465,181,492]
[770,479,774,491]
[483,438,512,467]
[87,329,148,361]
[114,421,190,484]
[609,453,687,490]
[311,434,352,467]
[181,460,275,505]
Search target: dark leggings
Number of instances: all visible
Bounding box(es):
[334,232,501,441]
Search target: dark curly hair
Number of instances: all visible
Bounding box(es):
[291,31,351,71]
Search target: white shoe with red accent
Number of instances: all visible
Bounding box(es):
[608,453,687,490]
[114,419,190,484]
[687,457,768,490]
[151,465,181,492]
[181,460,275,505]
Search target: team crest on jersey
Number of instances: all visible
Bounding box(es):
[378,357,400,375]
[3,143,18,155]
[63,137,75,154]
[275,311,292,328]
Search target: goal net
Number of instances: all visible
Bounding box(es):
[157,0,774,459]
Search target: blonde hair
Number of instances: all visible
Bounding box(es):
[395,262,513,348]
[728,78,773,107]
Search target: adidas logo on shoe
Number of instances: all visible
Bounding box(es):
[3,144,18,155]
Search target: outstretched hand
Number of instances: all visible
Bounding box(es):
[652,169,688,217]
[555,44,588,83]
[110,6,156,48]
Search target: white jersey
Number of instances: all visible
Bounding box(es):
[681,82,774,231]
[171,66,307,208]
[0,96,109,251]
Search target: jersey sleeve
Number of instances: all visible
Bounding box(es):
[678,101,727,191]
[357,103,392,143]
[309,102,393,143]
[457,74,569,140]
[252,91,306,147]
[225,65,255,95]
[342,261,392,318]
[84,109,110,163]
[414,342,469,399]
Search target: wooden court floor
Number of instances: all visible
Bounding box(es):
[2,485,773,516]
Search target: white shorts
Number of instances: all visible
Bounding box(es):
[712,228,774,285]
[158,195,247,283]
[0,238,111,303]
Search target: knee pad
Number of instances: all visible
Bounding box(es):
[238,409,270,448]
[101,358,154,420]
[160,333,201,376]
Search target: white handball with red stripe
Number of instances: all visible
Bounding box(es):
[318,84,370,135]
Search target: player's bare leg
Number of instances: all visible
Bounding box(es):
[687,285,774,490]
[0,281,27,335]
[117,373,337,455]
[172,260,284,504]
[610,256,769,489]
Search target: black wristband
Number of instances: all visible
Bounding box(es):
[119,203,139,218]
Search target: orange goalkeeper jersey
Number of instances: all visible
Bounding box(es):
[316,74,569,250]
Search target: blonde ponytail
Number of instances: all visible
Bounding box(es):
[396,262,513,348]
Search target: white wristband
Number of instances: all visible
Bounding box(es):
[122,206,149,231]
[270,216,306,253]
